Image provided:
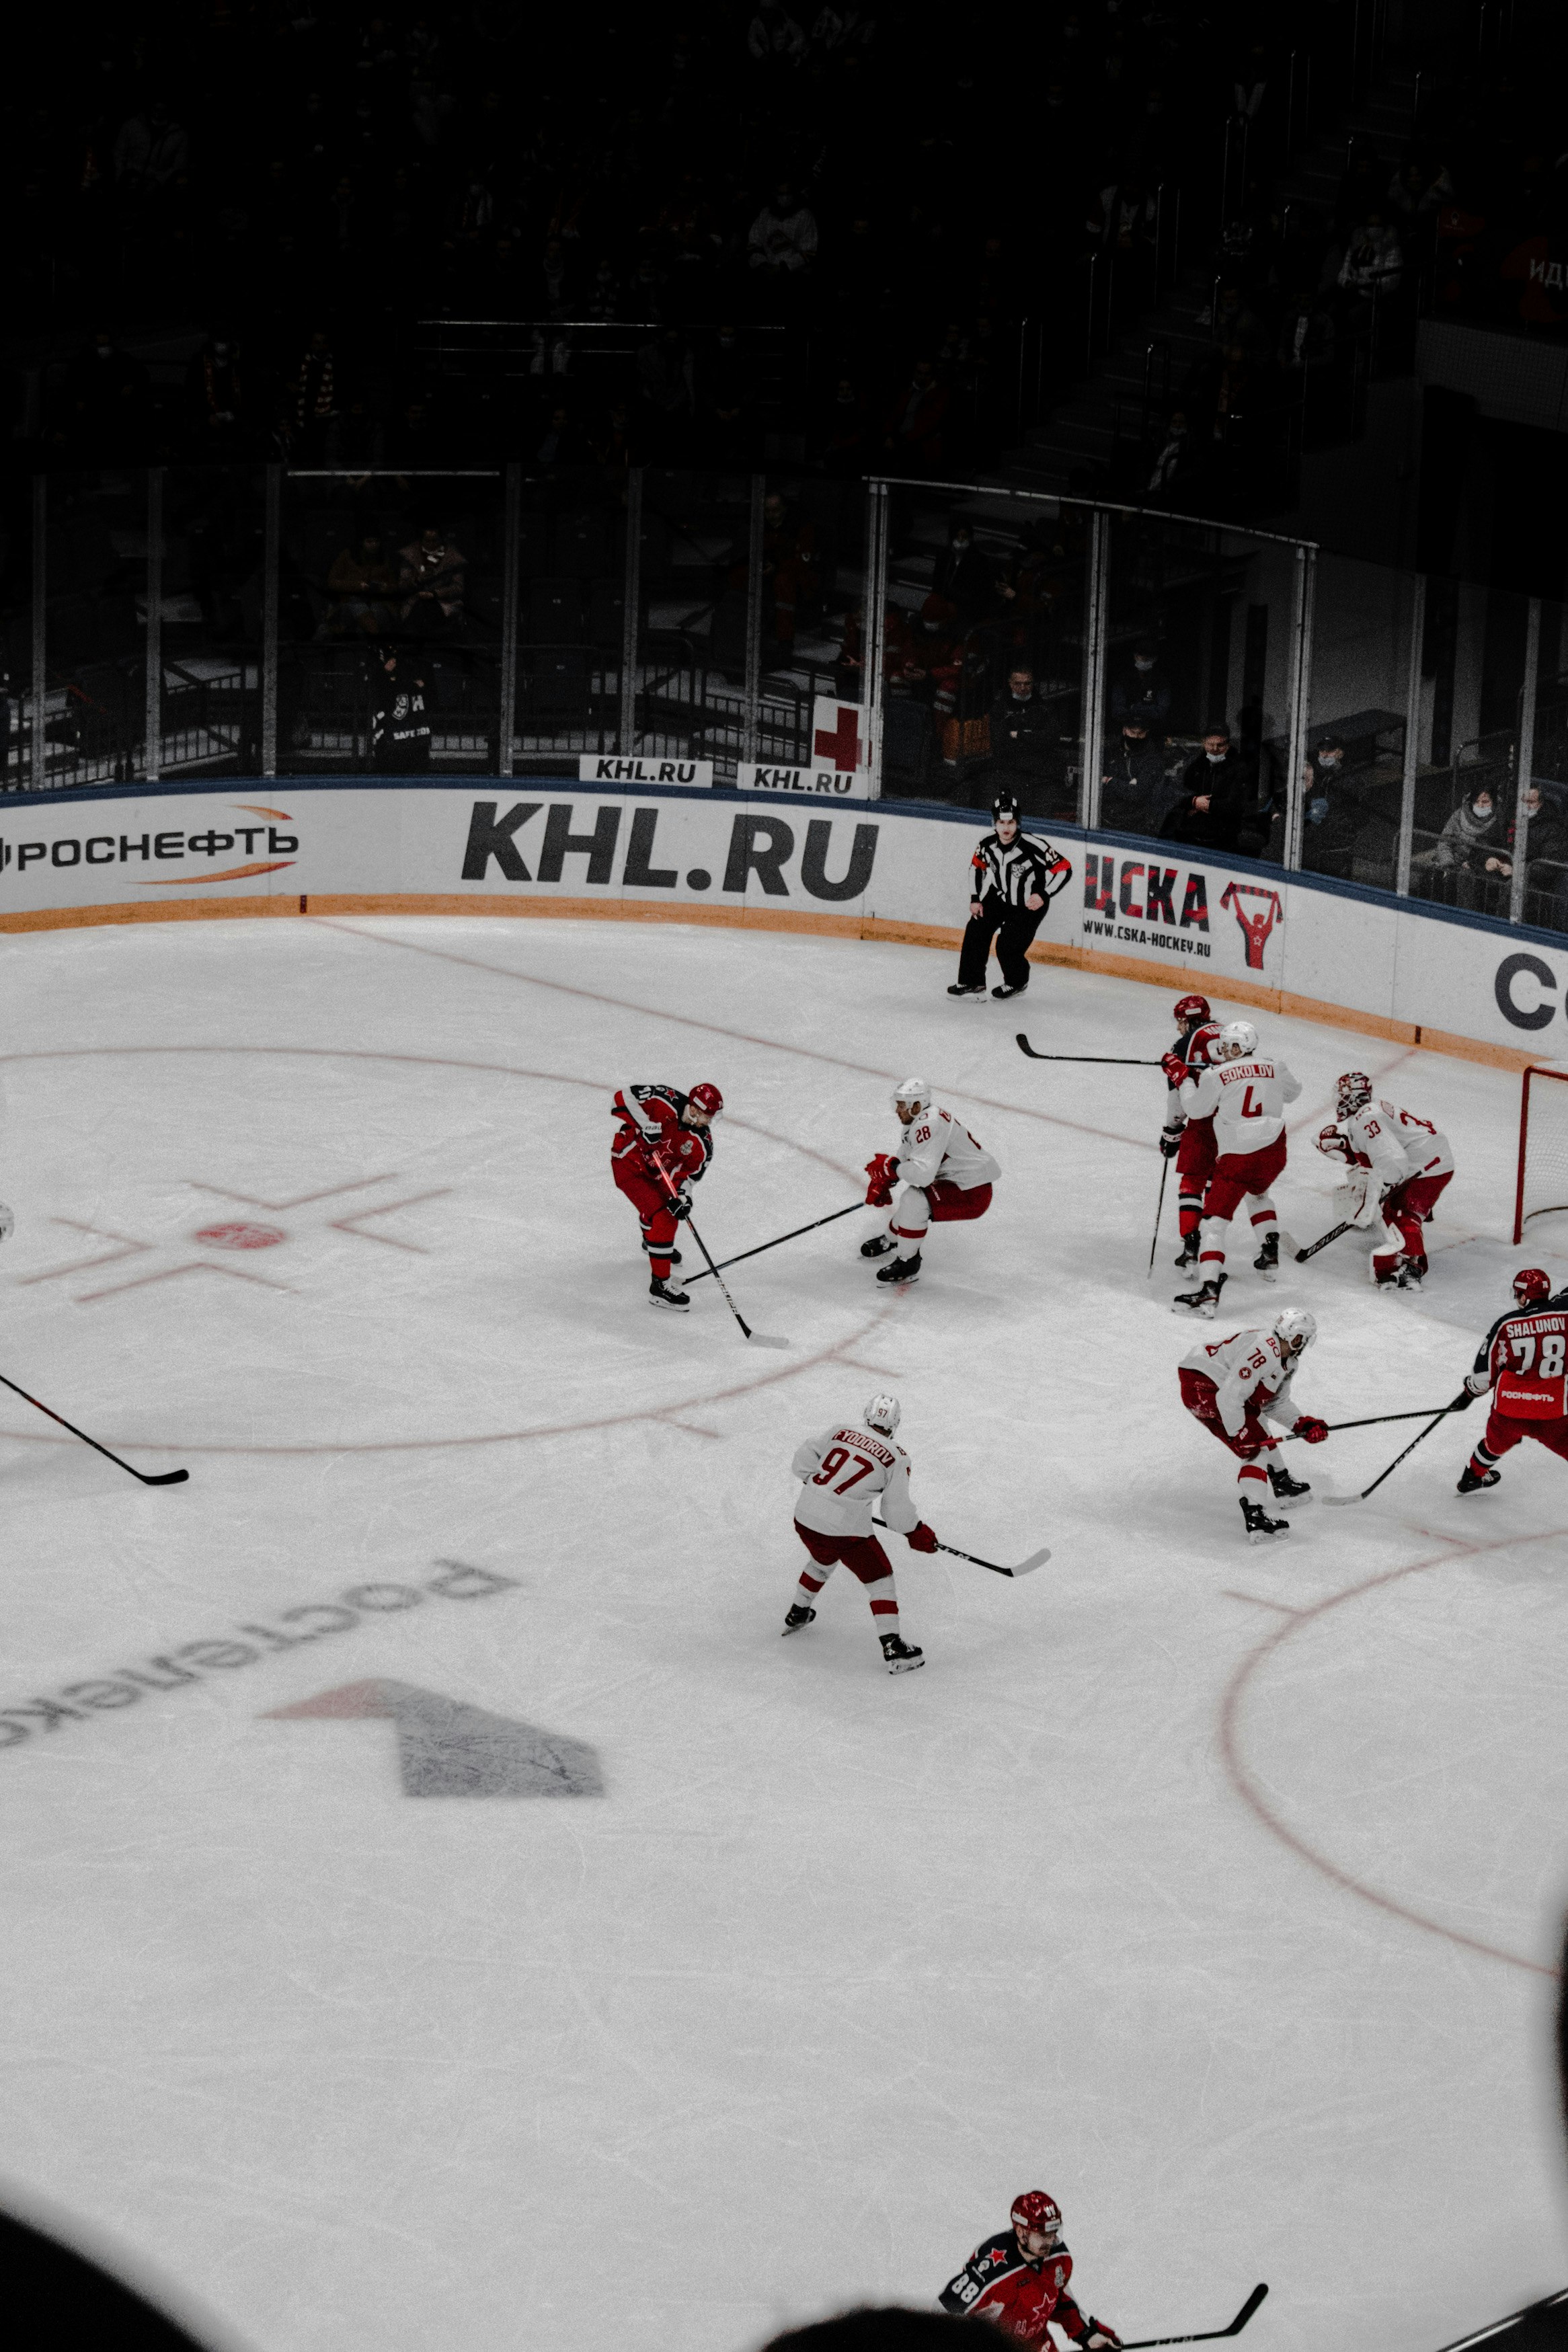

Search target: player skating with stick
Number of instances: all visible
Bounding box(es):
[939,2191,1120,2345]
[1159,993,1223,1271]
[785,1394,935,1672]
[1315,1073,1454,1291]
[861,1079,999,1288]
[1169,1022,1301,1315]
[1450,1266,1568,1494]
[1178,1308,1326,1543]
[609,1080,722,1311]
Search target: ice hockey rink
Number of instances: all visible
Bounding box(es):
[2,909,1566,2352]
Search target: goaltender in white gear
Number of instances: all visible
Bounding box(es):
[1319,1076,1454,1290]
[861,1080,1000,1288]
[785,1393,936,1671]
[1174,1021,1301,1312]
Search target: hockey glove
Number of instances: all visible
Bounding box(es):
[906,1522,939,1553]
[1160,1051,1189,1088]
[1449,1384,1482,1411]
[1292,1415,1329,1444]
[1081,2328,1121,2351]
[0,1201,13,1243]
[668,1187,693,1223]
[1159,1128,1181,1161]
[864,1152,900,1208]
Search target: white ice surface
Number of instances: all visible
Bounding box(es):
[1,914,1566,2352]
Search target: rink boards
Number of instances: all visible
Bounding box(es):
[1,776,1565,1068]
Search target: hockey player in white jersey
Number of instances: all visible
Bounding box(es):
[861,1078,1000,1287]
[1169,1021,1301,1317]
[1178,1308,1326,1542]
[1315,1072,1454,1290]
[785,1394,937,1670]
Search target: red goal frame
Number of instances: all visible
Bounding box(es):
[1514,1064,1568,1242]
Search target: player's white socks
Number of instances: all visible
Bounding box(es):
[797,1569,830,1602]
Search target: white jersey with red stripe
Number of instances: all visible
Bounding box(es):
[896,1103,1001,1191]
[791,1421,921,1538]
[1337,1099,1453,1187]
[1180,1327,1300,1436]
[1179,1054,1301,1154]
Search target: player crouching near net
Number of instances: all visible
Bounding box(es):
[785,1393,935,1672]
[609,1080,723,1311]
[1179,1308,1327,1542]
[862,1077,1000,1286]
[947,791,1072,1002]
[1168,1019,1300,1317]
[1314,1072,1454,1292]
[1449,1267,1568,1494]
[939,2191,1120,2347]
[1161,991,1224,1270]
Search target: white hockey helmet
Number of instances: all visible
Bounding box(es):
[1274,1308,1318,1358]
[890,1076,931,1114]
[864,1393,902,1436]
[1214,1019,1259,1061]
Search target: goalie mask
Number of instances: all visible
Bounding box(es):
[1214,1019,1259,1062]
[864,1393,902,1436]
[1513,1267,1553,1306]
[1336,1072,1372,1116]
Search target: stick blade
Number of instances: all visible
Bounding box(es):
[1321,1491,1366,1508]
[1007,1548,1051,1576]
[1227,2286,1269,2335]
[746,1332,791,1351]
[141,1467,190,1486]
[1015,1033,1042,1058]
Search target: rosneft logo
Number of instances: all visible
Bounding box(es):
[0,803,298,886]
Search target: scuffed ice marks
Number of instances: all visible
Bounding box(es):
[266,1679,604,1799]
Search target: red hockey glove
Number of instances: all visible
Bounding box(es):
[1159,1128,1181,1160]
[865,1152,900,1208]
[1292,1415,1328,1444]
[906,1522,939,1553]
[1161,1051,1189,1087]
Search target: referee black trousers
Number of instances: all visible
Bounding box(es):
[957,901,1047,990]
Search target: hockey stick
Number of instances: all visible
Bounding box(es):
[1321,1405,1461,1507]
[1017,1035,1162,1066]
[1147,1154,1172,1274]
[1115,2284,1269,2350]
[645,1152,788,1348]
[874,1516,1049,1579]
[1288,1217,1357,1261]
[1280,1405,1452,1441]
[0,1368,189,1487]
[686,1200,867,1282]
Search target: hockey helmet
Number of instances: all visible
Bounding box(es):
[1173,993,1212,1029]
[1336,1071,1372,1115]
[1513,1267,1553,1306]
[1214,1019,1259,1061]
[1315,1122,1354,1162]
[864,1393,902,1436]
[991,791,1022,824]
[684,1082,724,1124]
[1274,1308,1318,1358]
[890,1076,932,1115]
[1011,2192,1063,2250]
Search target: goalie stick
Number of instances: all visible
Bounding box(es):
[686,1200,867,1282]
[1017,1034,1163,1066]
[1284,1216,1357,1262]
[1115,2284,1269,2350]
[0,1368,189,1487]
[874,1515,1048,1579]
[1322,1404,1462,1506]
[645,1151,789,1349]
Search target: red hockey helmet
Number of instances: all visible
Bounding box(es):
[1315,1122,1354,1163]
[1513,1267,1553,1306]
[1011,2192,1063,2250]
[1173,993,1211,1029]
[685,1083,724,1123]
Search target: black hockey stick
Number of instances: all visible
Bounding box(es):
[1322,1405,1461,1507]
[1115,2284,1269,2350]
[647,1155,788,1348]
[0,1368,189,1486]
[1281,1405,1452,1442]
[1147,1153,1172,1274]
[874,1516,1049,1578]
[1017,1035,1162,1066]
[1289,1217,1357,1261]
[686,1200,867,1282]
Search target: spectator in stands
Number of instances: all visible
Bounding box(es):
[635,326,695,458]
[370,646,433,771]
[325,532,399,638]
[748,182,819,280]
[290,326,339,463]
[1486,783,1568,900]
[987,666,1056,797]
[1300,732,1373,879]
[1101,719,1175,833]
[1413,782,1497,883]
[814,375,871,475]
[759,490,820,649]
[884,357,949,473]
[931,520,993,627]
[701,324,757,466]
[397,522,467,636]
[1276,287,1335,372]
[1339,212,1403,297]
[186,331,246,453]
[113,97,188,190]
[1146,408,1194,496]
[1162,722,1249,849]
[1110,644,1173,734]
[748,3,807,65]
[1205,281,1270,356]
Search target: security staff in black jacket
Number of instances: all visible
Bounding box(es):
[949,793,1072,1001]
[370,646,433,772]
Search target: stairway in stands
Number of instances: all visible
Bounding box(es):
[1001,62,1423,500]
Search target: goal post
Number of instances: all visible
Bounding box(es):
[1514,1065,1568,1243]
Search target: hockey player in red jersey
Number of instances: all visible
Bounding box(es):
[1179,1308,1326,1542]
[861,1078,1001,1287]
[1316,1072,1454,1290]
[786,1393,935,1671]
[1450,1267,1568,1492]
[1161,992,1224,1270]
[1169,1021,1302,1315]
[609,1081,723,1310]
[939,2191,1120,2347]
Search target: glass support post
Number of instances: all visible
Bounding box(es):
[619,469,642,756]
[498,462,520,778]
[261,464,281,778]
[1283,544,1317,871]
[742,474,765,768]
[144,467,163,782]
[1079,509,1110,832]
[1509,596,1542,927]
[1395,572,1425,896]
[861,482,889,799]
[30,476,46,791]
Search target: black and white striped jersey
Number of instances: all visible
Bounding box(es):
[969,829,1072,910]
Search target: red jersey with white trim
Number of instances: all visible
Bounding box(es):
[939,2231,1093,2345]
[1179,1054,1301,1154]
[1337,1099,1453,1186]
[1466,1302,1568,1419]
[1163,1021,1222,1139]
[1180,1326,1300,1435]
[896,1102,1001,1191]
[610,1084,713,1189]
[791,1420,920,1538]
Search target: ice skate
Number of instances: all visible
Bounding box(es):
[990,980,1028,1000]
[1373,1267,1407,1292]
[1241,1496,1290,1544]
[860,1232,898,1259]
[875,1250,923,1286]
[1267,1462,1310,1501]
[648,1275,691,1311]
[946,981,986,998]
[782,1604,816,1634]
[1173,1231,1200,1269]
[1456,1464,1499,1495]
[1253,1231,1280,1281]
[1173,1275,1225,1318]
[880,1632,925,1673]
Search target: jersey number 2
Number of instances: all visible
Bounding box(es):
[814,1447,875,1493]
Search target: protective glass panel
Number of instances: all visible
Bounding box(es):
[514,463,625,771]
[38,469,149,788]
[1300,549,1414,894]
[159,465,266,781]
[633,468,753,777]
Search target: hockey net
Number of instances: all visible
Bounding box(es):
[1514,1066,1568,1242]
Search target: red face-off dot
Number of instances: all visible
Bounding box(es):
[195,1222,287,1251]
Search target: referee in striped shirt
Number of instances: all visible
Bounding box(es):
[948,793,1073,1001]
